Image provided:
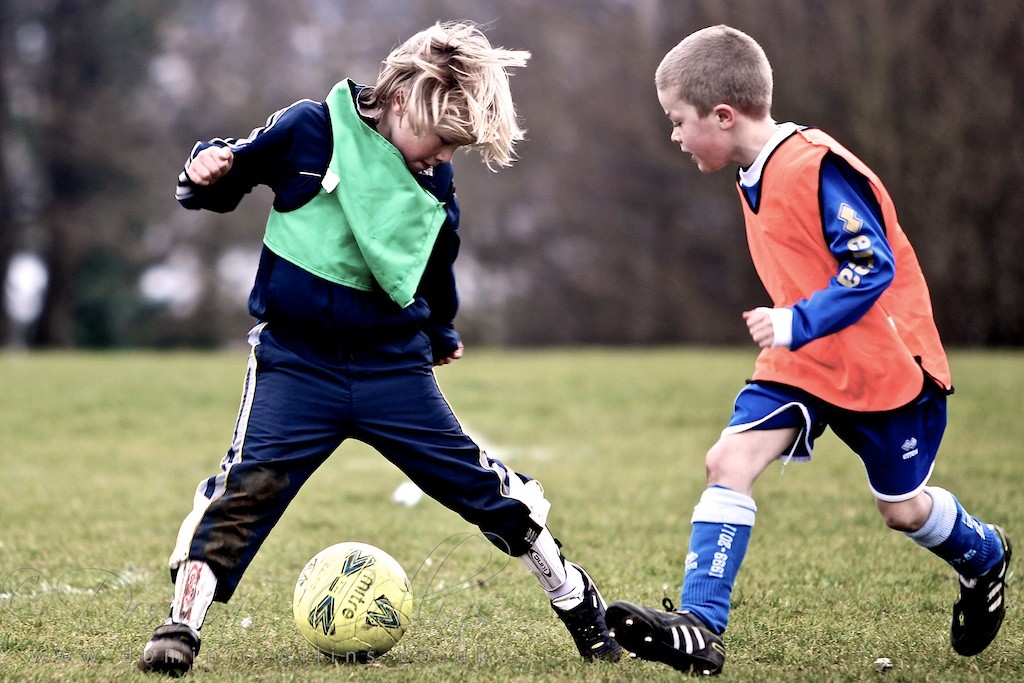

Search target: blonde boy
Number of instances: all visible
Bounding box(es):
[138,22,620,675]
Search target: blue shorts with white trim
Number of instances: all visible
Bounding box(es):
[725,378,947,501]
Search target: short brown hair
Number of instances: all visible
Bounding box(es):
[656,25,772,119]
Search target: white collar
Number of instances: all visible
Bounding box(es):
[738,122,800,187]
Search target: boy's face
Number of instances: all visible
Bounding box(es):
[656,88,734,174]
[381,98,462,173]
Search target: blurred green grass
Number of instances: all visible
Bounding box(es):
[0,348,1021,682]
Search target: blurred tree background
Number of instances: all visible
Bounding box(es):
[1,0,1021,349]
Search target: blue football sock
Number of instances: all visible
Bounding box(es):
[679,485,756,634]
[906,486,1003,577]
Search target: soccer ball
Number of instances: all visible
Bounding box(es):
[293,542,414,661]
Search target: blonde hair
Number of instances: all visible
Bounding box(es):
[360,22,530,169]
[655,25,772,119]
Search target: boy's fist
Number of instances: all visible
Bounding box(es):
[186,146,234,185]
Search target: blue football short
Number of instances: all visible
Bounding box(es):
[723,379,948,501]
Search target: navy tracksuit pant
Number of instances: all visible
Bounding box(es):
[173,323,541,601]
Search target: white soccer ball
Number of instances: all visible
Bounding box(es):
[293,542,414,661]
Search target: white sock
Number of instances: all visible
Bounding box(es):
[169,560,217,634]
[519,529,585,607]
[548,564,586,609]
[905,486,957,548]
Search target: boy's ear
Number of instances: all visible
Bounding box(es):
[390,90,406,114]
[713,104,737,129]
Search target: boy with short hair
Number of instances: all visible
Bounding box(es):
[606,24,1010,676]
[138,22,620,676]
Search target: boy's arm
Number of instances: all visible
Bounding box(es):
[752,153,895,350]
[175,138,264,213]
[414,163,464,364]
[175,99,325,213]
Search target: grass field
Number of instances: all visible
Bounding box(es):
[0,347,1021,682]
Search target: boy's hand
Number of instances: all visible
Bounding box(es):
[743,308,775,348]
[435,341,464,366]
[743,306,794,349]
[186,146,234,185]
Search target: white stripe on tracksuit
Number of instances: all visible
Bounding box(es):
[167,325,263,572]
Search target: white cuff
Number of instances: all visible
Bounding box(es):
[691,487,757,526]
[757,306,793,349]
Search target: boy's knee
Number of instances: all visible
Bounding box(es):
[475,470,550,557]
[704,440,730,480]
[705,440,755,487]
[876,494,931,532]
